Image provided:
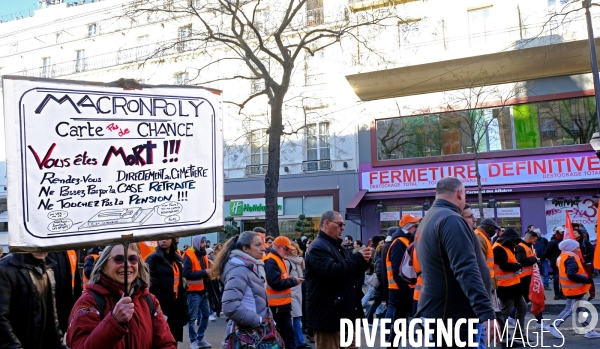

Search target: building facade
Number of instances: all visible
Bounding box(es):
[344,0,600,242]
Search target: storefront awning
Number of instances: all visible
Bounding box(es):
[346,189,367,215]
[361,179,600,201]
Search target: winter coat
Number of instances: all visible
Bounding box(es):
[373,248,384,299]
[305,230,369,332]
[0,253,67,349]
[387,228,413,307]
[562,255,594,299]
[379,237,394,302]
[285,256,304,318]
[533,237,548,261]
[577,237,595,264]
[493,243,523,300]
[264,250,297,313]
[221,250,269,329]
[146,247,188,342]
[545,235,563,268]
[48,251,83,333]
[65,275,176,349]
[415,199,495,323]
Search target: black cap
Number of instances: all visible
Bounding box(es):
[387,227,398,236]
[480,218,500,229]
[502,228,520,240]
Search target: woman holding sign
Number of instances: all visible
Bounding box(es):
[66,243,176,349]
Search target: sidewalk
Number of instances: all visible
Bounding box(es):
[543,274,600,313]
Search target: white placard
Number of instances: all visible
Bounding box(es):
[3,77,223,251]
[380,211,400,221]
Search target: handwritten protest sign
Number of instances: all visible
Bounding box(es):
[2,77,223,251]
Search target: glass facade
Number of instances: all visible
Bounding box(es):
[375,96,597,161]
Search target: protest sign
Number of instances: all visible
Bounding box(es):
[2,76,223,251]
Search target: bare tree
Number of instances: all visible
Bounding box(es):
[123,0,397,235]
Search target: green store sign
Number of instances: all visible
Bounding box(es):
[229,199,283,216]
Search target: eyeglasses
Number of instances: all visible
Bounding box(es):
[330,220,346,228]
[109,255,140,265]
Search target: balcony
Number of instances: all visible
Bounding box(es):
[302,159,332,172]
[348,0,417,12]
[245,164,268,175]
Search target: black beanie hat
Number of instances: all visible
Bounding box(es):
[501,228,520,240]
[372,235,383,247]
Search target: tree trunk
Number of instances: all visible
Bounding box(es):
[264,92,284,236]
[474,154,485,219]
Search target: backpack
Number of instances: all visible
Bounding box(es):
[399,242,417,285]
[89,289,154,319]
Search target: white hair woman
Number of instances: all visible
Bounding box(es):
[66,243,176,349]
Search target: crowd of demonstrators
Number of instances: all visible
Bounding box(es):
[146,238,189,343]
[66,243,176,349]
[305,210,370,349]
[0,251,68,349]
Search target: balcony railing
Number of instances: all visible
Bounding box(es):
[10,38,194,79]
[302,159,332,172]
[245,164,268,175]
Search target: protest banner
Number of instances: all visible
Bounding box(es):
[2,76,223,251]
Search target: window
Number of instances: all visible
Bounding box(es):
[398,20,421,55]
[42,57,51,78]
[306,0,324,26]
[375,96,597,161]
[178,25,192,52]
[88,23,97,37]
[468,6,491,47]
[175,72,189,85]
[250,129,269,165]
[307,122,330,161]
[76,50,85,72]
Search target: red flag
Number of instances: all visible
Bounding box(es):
[529,264,545,316]
[564,210,575,240]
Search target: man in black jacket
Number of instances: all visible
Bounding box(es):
[264,236,304,349]
[305,210,370,349]
[48,251,82,333]
[416,177,497,346]
[533,228,550,290]
[0,252,67,349]
[575,228,595,301]
[493,228,527,333]
[545,227,565,300]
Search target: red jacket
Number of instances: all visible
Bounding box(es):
[66,275,176,349]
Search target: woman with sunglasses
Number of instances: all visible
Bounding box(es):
[66,243,176,349]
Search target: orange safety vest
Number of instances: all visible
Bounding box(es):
[67,250,77,294]
[412,247,422,301]
[82,253,99,290]
[492,243,520,287]
[475,229,495,280]
[263,252,292,306]
[172,261,181,298]
[184,249,209,292]
[558,251,591,297]
[518,242,536,277]
[386,237,409,290]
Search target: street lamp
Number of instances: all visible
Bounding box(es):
[583,0,600,158]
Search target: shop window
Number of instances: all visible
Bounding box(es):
[303,195,333,215]
[283,197,303,215]
[379,205,400,235]
[513,104,541,149]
